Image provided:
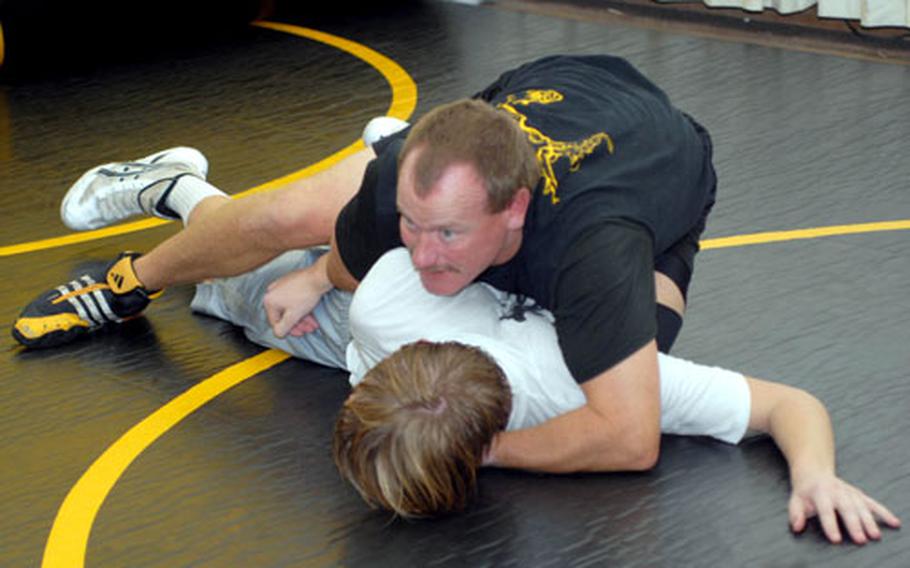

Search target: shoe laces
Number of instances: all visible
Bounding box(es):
[93,163,176,218]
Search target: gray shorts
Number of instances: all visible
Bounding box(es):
[190,248,353,369]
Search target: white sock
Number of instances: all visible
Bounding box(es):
[167,175,229,225]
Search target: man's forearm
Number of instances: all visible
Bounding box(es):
[489,341,662,473]
[489,403,659,473]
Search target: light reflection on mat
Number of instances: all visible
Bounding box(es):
[0,20,417,259]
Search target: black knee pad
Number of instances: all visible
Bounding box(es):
[656,304,683,353]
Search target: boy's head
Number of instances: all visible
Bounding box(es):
[333,341,511,517]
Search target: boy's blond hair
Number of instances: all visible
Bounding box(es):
[333,341,511,517]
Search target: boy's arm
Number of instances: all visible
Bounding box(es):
[263,234,359,338]
[746,377,901,544]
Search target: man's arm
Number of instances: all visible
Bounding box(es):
[487,339,661,472]
[484,221,662,472]
[326,233,360,291]
[747,378,901,544]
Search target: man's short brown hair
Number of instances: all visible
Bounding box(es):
[333,341,511,517]
[399,99,539,212]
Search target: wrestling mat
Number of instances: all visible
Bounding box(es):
[1,1,907,565]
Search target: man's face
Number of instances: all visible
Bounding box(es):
[397,150,525,296]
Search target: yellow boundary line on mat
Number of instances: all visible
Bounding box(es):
[40,21,416,568]
[0,20,6,69]
[31,22,910,568]
[700,219,910,250]
[41,349,292,567]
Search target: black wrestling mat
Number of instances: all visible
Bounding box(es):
[1,1,907,565]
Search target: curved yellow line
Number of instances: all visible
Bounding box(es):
[0,21,417,258]
[42,349,291,568]
[41,22,417,568]
[0,19,6,69]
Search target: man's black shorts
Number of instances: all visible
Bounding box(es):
[654,115,716,301]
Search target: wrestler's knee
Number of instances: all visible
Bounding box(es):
[655,271,685,353]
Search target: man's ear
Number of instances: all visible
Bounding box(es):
[505,187,531,230]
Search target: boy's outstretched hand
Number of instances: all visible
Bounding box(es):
[789,473,901,544]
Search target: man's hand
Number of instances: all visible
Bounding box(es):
[263,254,333,338]
[789,472,901,545]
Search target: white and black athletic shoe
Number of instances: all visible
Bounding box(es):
[12,252,161,348]
[61,147,208,231]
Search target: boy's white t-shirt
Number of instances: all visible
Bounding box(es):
[346,248,750,444]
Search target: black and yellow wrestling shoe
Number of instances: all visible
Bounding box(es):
[12,252,162,348]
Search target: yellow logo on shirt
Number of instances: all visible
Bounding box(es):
[498,90,614,205]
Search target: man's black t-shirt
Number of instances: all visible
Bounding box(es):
[335,55,716,383]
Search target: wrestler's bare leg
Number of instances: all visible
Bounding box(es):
[134,148,374,290]
[655,272,685,316]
